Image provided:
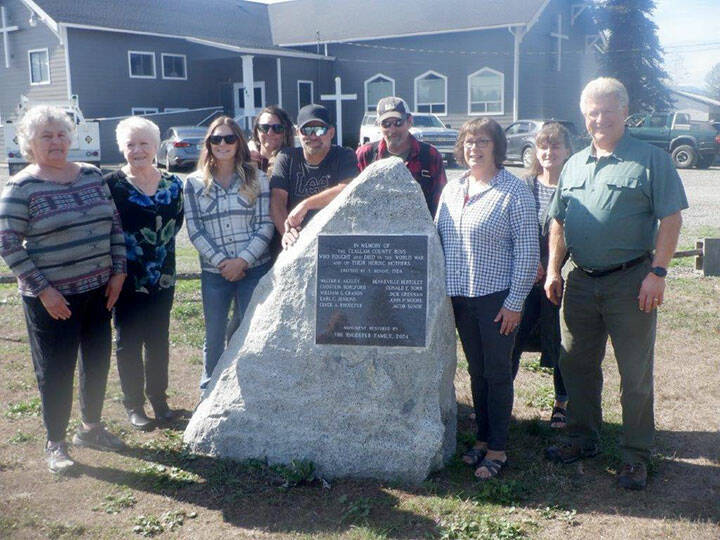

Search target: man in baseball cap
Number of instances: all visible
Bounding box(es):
[357,97,446,216]
[270,104,358,249]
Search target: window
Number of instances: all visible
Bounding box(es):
[28,49,50,85]
[298,80,314,110]
[161,53,187,80]
[131,107,159,115]
[414,71,447,115]
[468,68,504,115]
[364,74,395,113]
[128,51,155,79]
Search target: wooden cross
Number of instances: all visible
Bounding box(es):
[1,6,19,69]
[550,14,569,72]
[320,76,357,146]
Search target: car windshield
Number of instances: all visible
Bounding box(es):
[412,115,445,128]
[174,128,207,139]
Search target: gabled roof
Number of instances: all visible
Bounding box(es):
[269,0,549,46]
[23,0,278,51]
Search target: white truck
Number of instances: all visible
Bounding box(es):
[3,95,101,175]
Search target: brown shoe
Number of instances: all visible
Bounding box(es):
[545,442,599,464]
[617,462,647,490]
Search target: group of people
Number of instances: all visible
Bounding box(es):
[0,76,686,492]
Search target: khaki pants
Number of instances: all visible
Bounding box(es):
[559,259,656,464]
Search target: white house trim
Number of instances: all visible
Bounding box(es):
[128,50,155,79]
[28,48,50,85]
[131,107,159,115]
[59,24,72,100]
[467,67,504,116]
[160,53,187,80]
[414,70,448,116]
[363,73,395,113]
[19,0,59,35]
[525,0,553,33]
[276,58,283,108]
[297,79,314,111]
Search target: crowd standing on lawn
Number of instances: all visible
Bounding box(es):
[104,116,185,431]
[0,77,688,491]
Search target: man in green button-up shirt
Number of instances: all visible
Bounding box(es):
[543,77,688,490]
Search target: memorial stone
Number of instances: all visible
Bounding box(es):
[183,158,457,484]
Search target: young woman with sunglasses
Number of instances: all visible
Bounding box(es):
[249,106,294,176]
[184,116,274,391]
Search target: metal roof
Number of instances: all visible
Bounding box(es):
[268,0,549,45]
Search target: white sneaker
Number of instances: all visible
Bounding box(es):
[46,441,74,473]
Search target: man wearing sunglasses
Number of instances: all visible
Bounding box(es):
[356,97,446,217]
[270,104,358,249]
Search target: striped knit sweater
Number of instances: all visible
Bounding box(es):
[0,165,126,297]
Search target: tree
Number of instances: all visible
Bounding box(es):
[594,0,673,113]
[706,63,720,100]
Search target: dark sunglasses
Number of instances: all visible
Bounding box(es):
[208,134,238,145]
[299,125,329,136]
[257,123,286,134]
[380,118,406,129]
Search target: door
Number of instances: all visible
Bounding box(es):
[233,81,265,130]
[642,113,670,150]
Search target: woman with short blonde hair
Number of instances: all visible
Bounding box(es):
[184,116,273,390]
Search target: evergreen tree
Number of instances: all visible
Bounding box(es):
[594,0,673,113]
[706,63,720,100]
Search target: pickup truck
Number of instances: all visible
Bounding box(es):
[4,95,101,175]
[625,112,719,168]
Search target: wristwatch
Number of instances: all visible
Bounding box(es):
[650,266,667,278]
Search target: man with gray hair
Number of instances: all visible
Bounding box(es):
[543,77,688,490]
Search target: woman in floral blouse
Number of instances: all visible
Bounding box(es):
[104,116,184,431]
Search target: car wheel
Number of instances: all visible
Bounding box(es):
[521,146,535,169]
[671,145,697,169]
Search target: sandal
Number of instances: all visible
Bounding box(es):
[462,447,487,467]
[550,406,567,429]
[475,457,508,480]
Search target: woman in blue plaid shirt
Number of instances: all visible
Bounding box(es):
[184,117,274,391]
[436,118,539,480]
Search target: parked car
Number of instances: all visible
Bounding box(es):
[504,119,588,168]
[358,112,459,164]
[625,112,720,169]
[157,126,207,171]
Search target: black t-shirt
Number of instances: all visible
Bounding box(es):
[270,145,358,223]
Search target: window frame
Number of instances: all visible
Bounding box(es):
[414,70,448,116]
[128,50,156,79]
[297,79,314,112]
[363,73,396,113]
[28,48,51,86]
[131,107,160,116]
[161,53,187,81]
[467,67,504,116]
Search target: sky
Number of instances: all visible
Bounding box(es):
[255,0,720,90]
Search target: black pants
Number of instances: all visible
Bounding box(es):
[23,287,112,442]
[113,287,174,411]
[452,291,517,452]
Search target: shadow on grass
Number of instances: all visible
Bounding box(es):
[76,415,720,537]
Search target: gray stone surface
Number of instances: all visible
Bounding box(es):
[183,158,457,484]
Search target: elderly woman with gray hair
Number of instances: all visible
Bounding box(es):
[103,116,184,431]
[0,106,127,473]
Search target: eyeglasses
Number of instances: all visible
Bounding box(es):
[208,134,238,145]
[380,118,406,129]
[299,125,329,136]
[257,123,286,134]
[463,138,492,148]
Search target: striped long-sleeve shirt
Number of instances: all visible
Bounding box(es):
[183,170,273,273]
[0,165,127,297]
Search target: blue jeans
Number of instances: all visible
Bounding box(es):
[200,262,270,390]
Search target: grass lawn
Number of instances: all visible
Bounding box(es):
[0,269,718,539]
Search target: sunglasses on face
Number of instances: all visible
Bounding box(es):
[208,134,238,145]
[257,123,286,134]
[380,118,406,129]
[300,125,329,136]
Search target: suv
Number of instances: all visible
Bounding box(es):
[358,112,459,164]
[504,119,588,168]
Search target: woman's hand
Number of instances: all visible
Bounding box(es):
[218,257,248,282]
[105,274,126,310]
[38,286,71,320]
[494,306,522,335]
